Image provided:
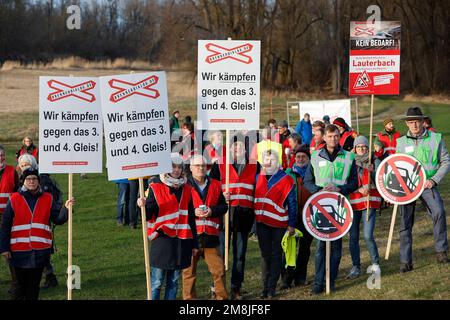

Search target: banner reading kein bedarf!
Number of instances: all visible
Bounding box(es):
[39,76,103,174]
[100,72,172,181]
[197,39,260,130]
[349,21,401,95]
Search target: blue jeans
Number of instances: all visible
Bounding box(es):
[116,183,130,224]
[151,267,181,300]
[219,230,249,290]
[314,239,342,291]
[349,209,380,266]
[399,187,448,264]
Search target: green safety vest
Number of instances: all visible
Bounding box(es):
[396,131,441,179]
[310,149,355,187]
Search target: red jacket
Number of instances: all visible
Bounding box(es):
[376,131,401,155]
[0,165,16,215]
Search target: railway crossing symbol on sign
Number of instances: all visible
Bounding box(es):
[302,191,353,241]
[375,154,426,205]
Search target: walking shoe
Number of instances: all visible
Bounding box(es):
[42,273,58,289]
[399,263,414,273]
[231,288,242,300]
[345,266,361,280]
[436,252,448,264]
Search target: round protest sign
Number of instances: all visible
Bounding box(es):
[302,191,353,241]
[375,154,426,205]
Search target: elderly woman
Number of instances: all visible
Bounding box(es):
[254,149,297,299]
[16,137,39,163]
[137,154,198,300]
[0,168,73,300]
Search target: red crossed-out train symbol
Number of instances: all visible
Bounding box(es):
[354,26,375,36]
[47,80,97,102]
[108,75,159,103]
[205,43,253,64]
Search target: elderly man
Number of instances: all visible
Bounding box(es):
[396,107,450,271]
[182,155,228,300]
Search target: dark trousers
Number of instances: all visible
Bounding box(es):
[314,239,342,291]
[128,179,148,226]
[14,267,44,300]
[256,223,285,296]
[281,224,314,286]
[116,182,130,225]
[219,230,249,290]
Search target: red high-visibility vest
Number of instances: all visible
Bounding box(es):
[191,178,222,236]
[349,167,382,211]
[147,183,193,241]
[19,148,38,161]
[254,173,294,228]
[339,130,356,148]
[376,131,401,155]
[9,192,53,252]
[309,139,325,153]
[0,165,16,215]
[219,163,256,209]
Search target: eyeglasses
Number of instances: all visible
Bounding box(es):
[25,177,38,182]
[355,145,368,150]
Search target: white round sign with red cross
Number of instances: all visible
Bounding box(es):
[302,191,353,241]
[375,154,426,205]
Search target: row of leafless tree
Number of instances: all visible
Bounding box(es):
[1,0,449,94]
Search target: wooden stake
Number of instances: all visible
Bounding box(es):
[224,130,230,271]
[67,173,73,300]
[366,94,375,222]
[139,177,152,300]
[269,90,273,120]
[326,241,331,295]
[385,204,398,260]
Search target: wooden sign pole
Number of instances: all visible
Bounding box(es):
[385,204,398,260]
[365,94,375,222]
[139,177,152,299]
[67,173,73,300]
[326,241,331,295]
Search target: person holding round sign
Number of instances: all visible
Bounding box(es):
[254,149,297,299]
[304,124,359,294]
[346,136,381,280]
[396,107,450,270]
[137,153,199,300]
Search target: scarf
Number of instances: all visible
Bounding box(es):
[159,173,186,188]
[292,164,307,179]
[355,153,370,169]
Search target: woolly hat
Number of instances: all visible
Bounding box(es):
[353,135,369,148]
[383,118,394,127]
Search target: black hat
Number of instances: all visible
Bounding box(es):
[404,106,424,121]
[280,120,289,128]
[21,168,40,183]
[333,117,347,129]
[294,145,311,159]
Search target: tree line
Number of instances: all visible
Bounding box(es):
[1,0,449,95]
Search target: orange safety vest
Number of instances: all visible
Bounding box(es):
[9,192,53,252]
[254,173,294,228]
[219,163,256,209]
[0,165,15,215]
[376,131,401,155]
[191,178,222,236]
[349,167,382,211]
[147,183,193,241]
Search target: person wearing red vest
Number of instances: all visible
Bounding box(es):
[285,133,302,169]
[209,134,260,300]
[182,155,228,300]
[137,154,199,300]
[0,168,72,300]
[0,146,19,218]
[333,117,357,152]
[376,118,401,156]
[254,150,297,299]
[310,125,326,154]
[424,116,436,133]
[15,136,38,163]
[346,136,381,280]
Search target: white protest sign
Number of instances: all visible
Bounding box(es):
[39,76,103,173]
[197,39,260,130]
[100,72,172,181]
[299,99,352,127]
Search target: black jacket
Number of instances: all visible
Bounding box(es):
[0,188,68,268]
[144,178,199,270]
[188,176,227,248]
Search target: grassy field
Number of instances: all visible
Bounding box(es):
[0,94,449,300]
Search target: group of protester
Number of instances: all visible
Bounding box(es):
[0,106,448,300]
[135,105,448,299]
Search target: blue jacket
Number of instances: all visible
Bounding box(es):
[295,119,312,146]
[255,170,297,228]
